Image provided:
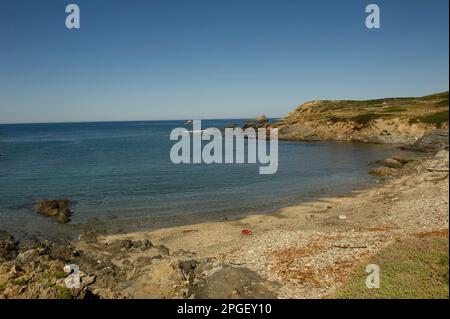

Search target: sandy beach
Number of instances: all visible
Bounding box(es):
[86,150,449,298]
[1,146,448,299]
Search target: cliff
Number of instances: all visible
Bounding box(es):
[275,91,449,144]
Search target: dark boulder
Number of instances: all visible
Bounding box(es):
[36,199,72,224]
[0,231,18,261]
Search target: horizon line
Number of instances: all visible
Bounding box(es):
[1,89,447,126]
[0,116,282,126]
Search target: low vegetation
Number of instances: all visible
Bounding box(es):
[410,110,449,128]
[334,235,449,299]
[52,285,72,299]
[349,113,385,124]
[286,91,449,127]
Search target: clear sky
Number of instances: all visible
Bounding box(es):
[0,0,448,124]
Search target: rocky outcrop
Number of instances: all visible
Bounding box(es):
[405,129,449,152]
[369,149,449,178]
[188,264,279,299]
[277,118,431,144]
[0,232,127,299]
[0,232,279,299]
[36,199,72,224]
[273,92,449,144]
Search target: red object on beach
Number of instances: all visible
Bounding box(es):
[241,229,253,235]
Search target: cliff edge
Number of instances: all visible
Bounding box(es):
[275,91,449,144]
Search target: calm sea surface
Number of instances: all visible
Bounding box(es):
[0,120,414,233]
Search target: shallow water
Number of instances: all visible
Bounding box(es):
[0,120,416,235]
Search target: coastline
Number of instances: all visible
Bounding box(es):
[1,135,448,299]
[1,140,419,240]
[88,149,449,298]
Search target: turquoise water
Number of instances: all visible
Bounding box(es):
[0,120,410,231]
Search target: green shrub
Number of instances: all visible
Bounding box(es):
[410,110,449,127]
[52,285,73,299]
[383,106,408,113]
[349,113,384,124]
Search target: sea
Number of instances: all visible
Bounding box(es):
[0,120,417,236]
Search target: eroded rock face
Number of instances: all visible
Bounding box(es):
[277,118,430,144]
[36,199,72,224]
[273,92,449,144]
[0,231,280,299]
[0,232,129,299]
[408,129,449,152]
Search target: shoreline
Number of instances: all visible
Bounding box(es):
[0,141,422,241]
[1,147,448,299]
[92,150,449,298]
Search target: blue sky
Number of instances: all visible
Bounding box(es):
[0,0,448,124]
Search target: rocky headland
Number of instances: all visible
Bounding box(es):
[273,91,449,144]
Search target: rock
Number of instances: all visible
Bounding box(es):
[189,265,278,299]
[127,259,187,298]
[17,235,40,251]
[0,232,18,261]
[44,241,77,262]
[422,150,449,172]
[0,234,131,299]
[79,231,98,244]
[408,129,449,152]
[378,158,402,168]
[338,215,347,220]
[0,230,13,241]
[178,259,198,280]
[306,213,316,220]
[78,288,100,299]
[10,264,23,275]
[107,239,132,252]
[36,199,72,224]
[16,249,40,263]
[152,245,170,256]
[391,156,415,164]
[141,239,153,250]
[81,274,96,286]
[369,166,396,177]
[106,239,153,253]
[132,239,153,250]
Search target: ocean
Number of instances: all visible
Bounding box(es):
[0,120,414,235]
